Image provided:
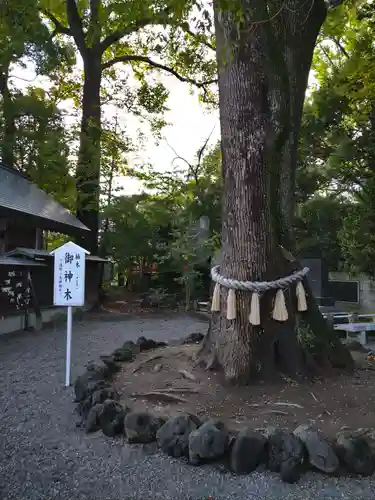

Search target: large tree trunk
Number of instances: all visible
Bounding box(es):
[200,1,307,384]
[75,53,102,253]
[200,0,352,383]
[266,0,326,245]
[272,1,352,369]
[0,62,16,168]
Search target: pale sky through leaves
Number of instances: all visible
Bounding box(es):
[10,0,322,199]
[121,74,220,195]
[10,56,220,196]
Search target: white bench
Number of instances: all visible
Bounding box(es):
[196,301,209,312]
[333,322,375,346]
[323,313,375,322]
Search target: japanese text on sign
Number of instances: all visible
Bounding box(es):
[52,242,88,307]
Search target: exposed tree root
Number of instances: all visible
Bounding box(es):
[156,388,199,394]
[132,355,163,373]
[130,391,188,403]
[178,369,197,381]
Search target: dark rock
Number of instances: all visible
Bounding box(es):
[112,347,133,362]
[136,336,167,351]
[124,412,164,443]
[136,336,152,350]
[156,414,201,458]
[294,424,339,473]
[280,460,302,484]
[183,333,204,345]
[268,430,305,484]
[255,426,278,439]
[85,403,104,433]
[188,419,229,465]
[336,428,375,455]
[230,429,267,474]
[78,396,95,420]
[91,386,119,406]
[228,428,240,441]
[99,399,130,437]
[86,361,111,379]
[122,341,141,355]
[336,434,375,476]
[100,355,121,374]
[74,374,109,403]
[77,384,117,420]
[157,415,168,426]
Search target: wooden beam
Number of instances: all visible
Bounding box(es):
[35,228,43,250]
[0,218,7,256]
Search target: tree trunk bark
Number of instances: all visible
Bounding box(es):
[75,52,102,253]
[271,1,352,369]
[267,0,327,246]
[200,1,307,384]
[279,247,354,371]
[0,62,16,169]
[200,0,352,383]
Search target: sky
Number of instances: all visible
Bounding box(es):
[10,58,220,197]
[116,74,220,195]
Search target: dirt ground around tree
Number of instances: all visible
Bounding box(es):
[114,342,375,438]
[2,309,374,499]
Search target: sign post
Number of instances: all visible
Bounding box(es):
[50,241,90,387]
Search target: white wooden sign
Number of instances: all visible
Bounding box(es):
[51,241,89,306]
[50,241,90,387]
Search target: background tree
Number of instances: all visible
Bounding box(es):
[11,88,75,207]
[294,196,348,270]
[300,0,375,275]
[0,0,71,169]
[39,0,217,252]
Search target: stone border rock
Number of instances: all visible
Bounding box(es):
[73,335,375,484]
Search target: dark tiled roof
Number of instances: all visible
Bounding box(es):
[6,247,108,262]
[0,256,46,267]
[0,164,89,234]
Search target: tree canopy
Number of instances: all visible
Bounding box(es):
[1,0,375,284]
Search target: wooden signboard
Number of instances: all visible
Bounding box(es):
[50,241,89,387]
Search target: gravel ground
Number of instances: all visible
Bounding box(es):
[0,312,374,500]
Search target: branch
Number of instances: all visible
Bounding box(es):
[166,140,195,171]
[8,74,37,83]
[90,0,100,21]
[89,0,101,47]
[66,0,87,55]
[102,55,217,88]
[197,126,216,166]
[100,13,171,54]
[328,36,349,58]
[318,42,336,68]
[42,9,71,36]
[181,25,215,52]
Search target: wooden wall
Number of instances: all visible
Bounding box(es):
[5,224,38,252]
[0,266,30,315]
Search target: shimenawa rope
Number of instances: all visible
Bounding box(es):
[210,265,310,324]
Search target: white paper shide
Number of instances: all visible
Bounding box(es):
[51,241,89,307]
